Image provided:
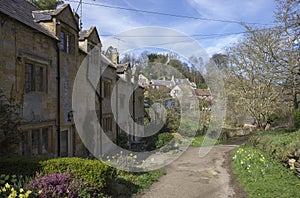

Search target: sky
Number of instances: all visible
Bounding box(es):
[65,0,277,56]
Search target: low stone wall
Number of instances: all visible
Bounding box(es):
[222,125,257,139]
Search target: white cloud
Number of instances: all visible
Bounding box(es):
[204,34,241,56]
[186,0,274,22]
[67,0,274,56]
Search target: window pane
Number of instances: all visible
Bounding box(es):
[32,129,40,156]
[108,117,112,131]
[104,81,111,98]
[21,132,29,155]
[60,31,65,50]
[42,128,48,154]
[35,66,44,92]
[25,64,33,93]
[60,130,68,157]
[66,34,70,54]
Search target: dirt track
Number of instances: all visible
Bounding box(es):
[135,145,247,198]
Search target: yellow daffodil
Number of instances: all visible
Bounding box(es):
[38,190,42,194]
[18,194,25,198]
[5,183,10,189]
[133,155,137,159]
[19,188,24,193]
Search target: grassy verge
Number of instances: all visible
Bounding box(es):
[189,135,220,147]
[232,146,300,197]
[108,170,165,197]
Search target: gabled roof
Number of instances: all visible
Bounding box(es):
[101,54,117,69]
[79,26,100,42]
[116,63,130,73]
[0,0,57,39]
[32,4,79,31]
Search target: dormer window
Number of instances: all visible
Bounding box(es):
[60,30,74,54]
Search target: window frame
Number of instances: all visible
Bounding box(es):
[60,29,74,54]
[102,115,113,133]
[25,62,47,93]
[103,79,112,99]
[20,127,50,156]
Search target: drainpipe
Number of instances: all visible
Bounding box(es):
[99,60,103,157]
[56,42,61,157]
[116,78,119,145]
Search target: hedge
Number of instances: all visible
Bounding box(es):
[0,156,43,176]
[0,157,116,189]
[40,157,116,189]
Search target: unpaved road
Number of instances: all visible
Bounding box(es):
[135,145,247,198]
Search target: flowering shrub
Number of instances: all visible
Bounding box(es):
[26,172,83,198]
[40,157,116,189]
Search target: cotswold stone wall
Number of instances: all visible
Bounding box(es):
[0,13,58,122]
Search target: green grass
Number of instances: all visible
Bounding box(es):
[110,170,165,197]
[189,135,220,147]
[232,146,300,198]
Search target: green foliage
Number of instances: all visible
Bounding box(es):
[267,113,279,124]
[0,157,116,190]
[198,83,208,89]
[0,181,33,198]
[134,170,165,189]
[232,146,300,198]
[0,157,43,176]
[40,157,116,189]
[0,174,32,191]
[293,108,300,129]
[110,170,165,197]
[190,135,219,147]
[156,133,174,149]
[0,89,20,155]
[117,132,129,149]
[164,109,180,132]
[32,0,64,10]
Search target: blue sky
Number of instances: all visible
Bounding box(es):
[66,0,277,56]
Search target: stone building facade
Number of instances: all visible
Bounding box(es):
[0,0,144,157]
[0,0,140,157]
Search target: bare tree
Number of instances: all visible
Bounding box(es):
[225,27,283,128]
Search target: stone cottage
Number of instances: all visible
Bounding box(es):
[0,0,138,157]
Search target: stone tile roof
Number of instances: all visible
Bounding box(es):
[195,89,211,97]
[0,0,57,39]
[32,10,52,22]
[150,79,176,88]
[79,30,88,40]
[116,63,130,73]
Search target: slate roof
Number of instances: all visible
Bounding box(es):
[0,0,57,39]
